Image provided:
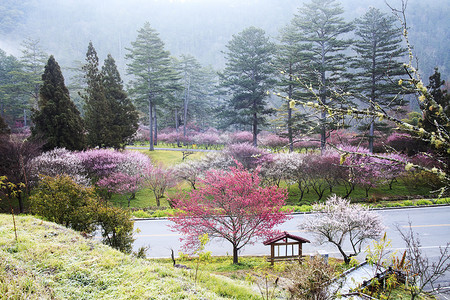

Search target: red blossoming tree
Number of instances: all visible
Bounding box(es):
[169,164,291,264]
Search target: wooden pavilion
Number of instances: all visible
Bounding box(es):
[263,231,310,265]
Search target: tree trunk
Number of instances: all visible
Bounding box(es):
[320,45,327,154]
[233,245,239,264]
[252,111,258,147]
[175,109,180,147]
[337,244,350,264]
[154,112,158,146]
[288,70,294,153]
[369,42,377,154]
[149,100,154,151]
[183,73,190,145]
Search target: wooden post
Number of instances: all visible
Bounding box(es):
[270,243,274,265]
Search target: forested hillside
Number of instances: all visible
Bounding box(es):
[0,0,448,80]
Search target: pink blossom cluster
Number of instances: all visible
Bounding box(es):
[223,143,273,170]
[97,172,143,195]
[259,133,289,149]
[77,149,129,180]
[229,131,253,144]
[169,164,291,257]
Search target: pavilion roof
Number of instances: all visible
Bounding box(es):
[263,231,310,245]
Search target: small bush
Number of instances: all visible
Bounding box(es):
[132,210,152,218]
[97,205,134,253]
[402,200,414,206]
[287,255,336,299]
[436,198,450,204]
[385,202,404,207]
[281,205,295,213]
[29,175,98,233]
[296,205,313,212]
[415,199,433,206]
[29,175,134,253]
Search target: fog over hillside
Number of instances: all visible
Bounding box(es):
[0,0,448,81]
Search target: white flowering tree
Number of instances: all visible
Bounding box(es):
[29,148,90,186]
[301,195,384,264]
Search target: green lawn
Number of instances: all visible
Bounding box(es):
[142,149,205,166]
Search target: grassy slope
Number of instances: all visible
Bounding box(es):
[0,214,258,299]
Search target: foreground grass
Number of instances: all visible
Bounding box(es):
[0,214,259,299]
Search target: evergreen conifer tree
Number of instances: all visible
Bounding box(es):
[0,49,27,127]
[82,42,111,148]
[291,0,354,151]
[20,38,48,109]
[31,55,85,151]
[220,26,276,147]
[126,22,180,151]
[101,54,138,149]
[353,7,408,152]
[275,24,313,152]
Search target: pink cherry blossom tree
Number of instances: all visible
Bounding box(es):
[223,143,273,170]
[169,164,291,264]
[301,195,384,264]
[143,165,178,207]
[96,172,143,207]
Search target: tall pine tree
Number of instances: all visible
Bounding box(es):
[353,7,408,152]
[31,55,85,151]
[102,54,138,149]
[20,38,48,110]
[0,49,27,127]
[275,24,313,152]
[220,26,276,147]
[82,42,111,148]
[291,0,353,151]
[126,22,180,151]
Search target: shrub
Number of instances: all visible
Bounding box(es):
[132,210,152,218]
[29,175,134,253]
[29,175,97,233]
[385,202,404,207]
[415,199,433,206]
[296,205,313,212]
[96,205,134,253]
[402,200,414,206]
[259,133,289,149]
[287,255,337,299]
[436,198,450,204]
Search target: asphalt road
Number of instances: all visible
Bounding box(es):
[134,206,450,290]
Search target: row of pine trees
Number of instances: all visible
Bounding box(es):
[0,0,436,153]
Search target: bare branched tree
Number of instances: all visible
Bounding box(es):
[396,222,450,300]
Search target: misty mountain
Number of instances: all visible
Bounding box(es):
[0,0,448,81]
